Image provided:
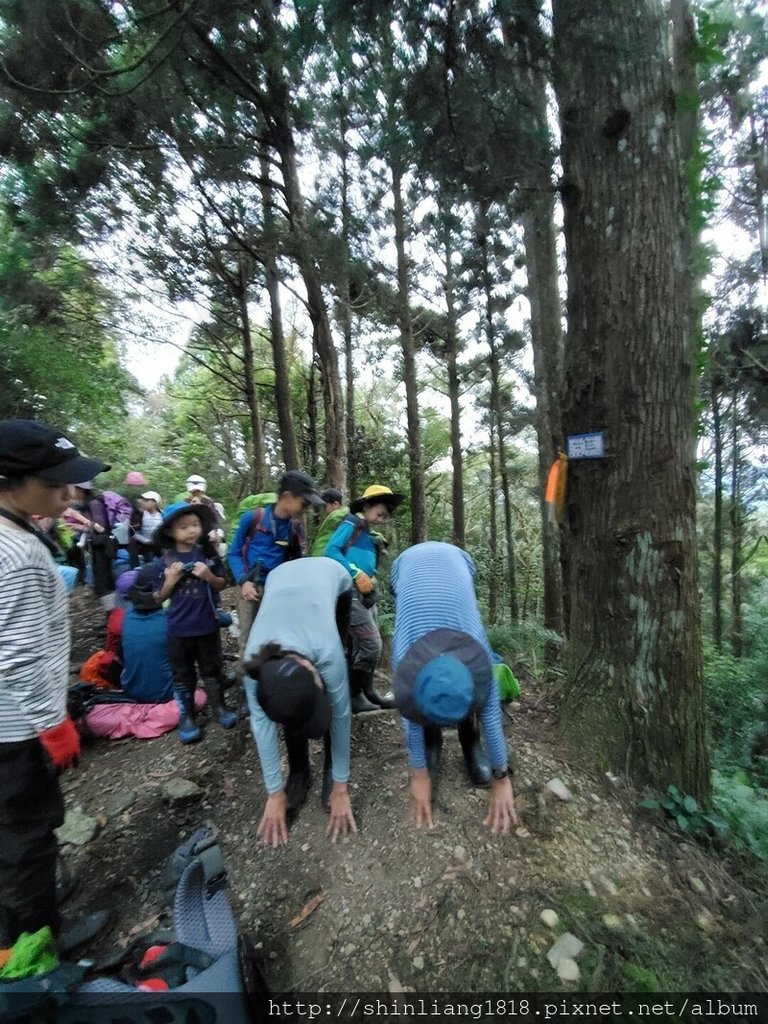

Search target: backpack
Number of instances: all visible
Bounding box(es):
[334,513,387,568]
[0,826,267,1023]
[237,495,305,572]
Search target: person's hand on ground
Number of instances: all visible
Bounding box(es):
[483,776,518,835]
[409,769,434,830]
[257,792,289,846]
[326,784,358,842]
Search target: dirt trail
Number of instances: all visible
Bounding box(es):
[61,589,768,994]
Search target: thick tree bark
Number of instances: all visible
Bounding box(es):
[553,0,709,798]
[711,383,723,651]
[391,160,427,544]
[260,152,300,470]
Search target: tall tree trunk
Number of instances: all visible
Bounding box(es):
[340,123,357,502]
[258,0,346,488]
[499,0,564,637]
[391,159,426,543]
[488,429,499,625]
[236,271,265,492]
[552,0,709,798]
[307,345,319,479]
[439,208,466,548]
[711,382,723,651]
[479,207,518,620]
[729,394,743,658]
[260,152,300,469]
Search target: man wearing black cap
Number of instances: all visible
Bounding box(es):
[243,558,357,845]
[228,470,324,673]
[0,420,111,952]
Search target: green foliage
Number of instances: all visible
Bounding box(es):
[639,784,728,837]
[485,620,565,680]
[704,644,768,773]
[712,770,768,862]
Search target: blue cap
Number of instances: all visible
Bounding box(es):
[412,655,475,726]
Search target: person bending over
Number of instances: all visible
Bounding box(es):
[390,541,518,835]
[243,558,356,846]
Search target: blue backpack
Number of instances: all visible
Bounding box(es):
[0,827,267,1023]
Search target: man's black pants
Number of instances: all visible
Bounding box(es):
[0,738,65,947]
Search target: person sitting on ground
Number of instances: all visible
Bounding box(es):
[227,470,324,673]
[325,484,402,713]
[390,541,518,835]
[0,419,111,954]
[309,488,348,556]
[150,502,234,743]
[117,566,175,704]
[243,557,357,846]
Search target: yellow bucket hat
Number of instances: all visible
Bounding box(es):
[349,484,404,514]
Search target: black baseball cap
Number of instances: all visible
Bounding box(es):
[0,420,110,484]
[321,488,343,505]
[278,470,324,508]
[255,655,331,739]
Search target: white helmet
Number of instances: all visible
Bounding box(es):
[185,474,207,493]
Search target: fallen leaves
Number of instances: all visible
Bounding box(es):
[288,890,326,928]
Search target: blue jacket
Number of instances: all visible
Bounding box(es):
[227,505,303,585]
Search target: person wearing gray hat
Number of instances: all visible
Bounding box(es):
[390,541,518,835]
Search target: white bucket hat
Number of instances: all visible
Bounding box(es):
[185,475,207,492]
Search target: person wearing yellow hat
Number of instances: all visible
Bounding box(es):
[325,484,403,713]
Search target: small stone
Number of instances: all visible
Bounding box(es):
[301,843,310,852]
[362,914,372,927]
[540,909,559,929]
[162,778,203,806]
[103,790,137,818]
[413,955,424,971]
[602,914,623,931]
[590,793,601,804]
[546,778,573,802]
[696,910,715,932]
[547,932,584,968]
[413,877,422,888]
[457,909,466,921]
[688,875,707,895]
[596,876,619,896]
[557,958,580,983]
[453,846,467,862]
[56,806,100,846]
[516,827,531,838]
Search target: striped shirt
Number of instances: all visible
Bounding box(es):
[390,541,508,771]
[0,523,70,740]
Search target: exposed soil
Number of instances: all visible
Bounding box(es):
[60,588,768,994]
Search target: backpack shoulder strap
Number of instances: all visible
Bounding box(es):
[340,513,366,556]
[240,506,266,569]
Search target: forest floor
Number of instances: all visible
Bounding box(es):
[60,587,768,995]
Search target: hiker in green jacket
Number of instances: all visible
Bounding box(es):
[309,488,348,557]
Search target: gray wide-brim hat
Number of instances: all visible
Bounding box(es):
[392,628,492,727]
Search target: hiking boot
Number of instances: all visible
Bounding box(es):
[363,684,396,710]
[321,733,333,813]
[458,715,491,787]
[350,691,379,714]
[175,688,201,744]
[203,679,237,729]
[285,769,312,815]
[58,910,113,955]
[424,726,443,779]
